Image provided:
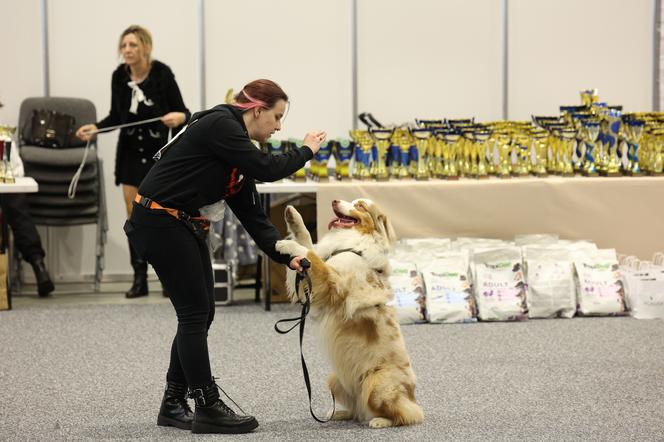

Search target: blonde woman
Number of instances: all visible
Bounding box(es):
[76,25,190,299]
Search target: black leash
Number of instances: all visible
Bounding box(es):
[274,258,335,423]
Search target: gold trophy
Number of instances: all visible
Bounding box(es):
[601,109,622,177]
[410,128,431,180]
[333,138,354,180]
[512,132,531,177]
[495,131,513,178]
[473,128,491,179]
[441,129,460,180]
[349,129,373,180]
[288,138,308,181]
[559,127,577,176]
[580,121,600,176]
[370,128,393,181]
[623,118,645,175]
[0,125,16,183]
[580,88,599,107]
[530,128,548,176]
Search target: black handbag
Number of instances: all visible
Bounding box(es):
[22,109,76,148]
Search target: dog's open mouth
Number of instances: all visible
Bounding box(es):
[328,208,359,230]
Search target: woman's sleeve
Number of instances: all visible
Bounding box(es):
[225,179,293,266]
[162,65,191,123]
[96,69,122,129]
[209,117,314,182]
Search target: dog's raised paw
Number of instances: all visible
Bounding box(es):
[275,239,308,258]
[284,205,305,229]
[369,417,394,429]
[331,410,353,421]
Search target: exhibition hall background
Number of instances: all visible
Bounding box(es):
[0,0,657,282]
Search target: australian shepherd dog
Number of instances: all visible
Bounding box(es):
[276,198,424,428]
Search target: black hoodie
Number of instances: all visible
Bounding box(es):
[138,104,313,265]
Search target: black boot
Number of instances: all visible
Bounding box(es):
[189,379,258,434]
[125,241,148,298]
[157,379,193,430]
[29,256,54,297]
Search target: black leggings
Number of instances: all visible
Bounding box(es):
[125,203,214,388]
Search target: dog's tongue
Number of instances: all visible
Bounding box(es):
[328,217,356,230]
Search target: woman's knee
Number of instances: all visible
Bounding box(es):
[177,310,211,335]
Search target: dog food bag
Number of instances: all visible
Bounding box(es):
[621,262,664,320]
[574,249,627,316]
[471,247,528,321]
[523,247,576,318]
[514,234,559,246]
[387,260,427,324]
[421,254,476,323]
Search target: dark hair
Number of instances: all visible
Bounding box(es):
[234,79,288,110]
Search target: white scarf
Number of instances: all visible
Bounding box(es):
[127,80,154,114]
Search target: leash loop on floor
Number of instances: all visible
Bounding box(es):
[274,258,335,423]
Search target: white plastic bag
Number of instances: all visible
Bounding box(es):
[387,260,427,324]
[574,249,626,316]
[472,247,528,321]
[523,247,576,318]
[421,252,476,323]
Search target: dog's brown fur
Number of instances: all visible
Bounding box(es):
[276,199,423,428]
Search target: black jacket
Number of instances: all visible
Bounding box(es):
[138,104,313,265]
[97,60,190,155]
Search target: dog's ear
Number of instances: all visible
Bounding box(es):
[377,213,397,247]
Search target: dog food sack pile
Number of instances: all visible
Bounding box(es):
[574,249,626,316]
[472,247,528,321]
[387,260,427,324]
[620,256,664,320]
[523,247,576,318]
[421,253,476,323]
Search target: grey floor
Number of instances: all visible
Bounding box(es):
[1,287,664,441]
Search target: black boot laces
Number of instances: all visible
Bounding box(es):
[212,377,247,416]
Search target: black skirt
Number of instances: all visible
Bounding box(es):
[115,147,158,187]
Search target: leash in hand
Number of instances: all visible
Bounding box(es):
[274,258,336,423]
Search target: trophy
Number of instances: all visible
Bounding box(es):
[0,125,16,183]
[333,138,354,180]
[649,128,664,175]
[370,128,393,181]
[473,128,491,179]
[581,121,600,176]
[559,127,577,176]
[495,131,512,178]
[390,128,410,179]
[313,140,333,181]
[410,128,432,180]
[288,138,308,181]
[580,88,599,107]
[349,129,373,180]
[600,109,622,177]
[512,132,531,177]
[530,128,548,177]
[623,118,645,175]
[441,129,460,180]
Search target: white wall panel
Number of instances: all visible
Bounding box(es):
[508,0,654,120]
[204,0,353,139]
[46,0,199,278]
[0,0,43,126]
[357,0,503,124]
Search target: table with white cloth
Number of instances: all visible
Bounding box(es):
[314,176,664,259]
[0,177,39,310]
[256,175,664,309]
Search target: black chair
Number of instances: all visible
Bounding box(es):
[17,97,107,291]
